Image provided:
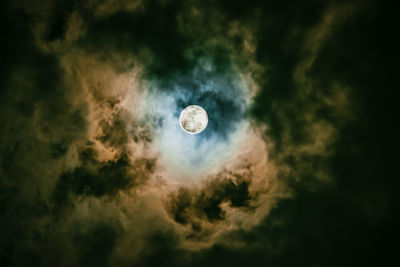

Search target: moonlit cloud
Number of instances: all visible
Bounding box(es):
[144,61,251,177]
[1,1,395,266]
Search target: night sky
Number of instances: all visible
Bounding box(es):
[0,0,398,266]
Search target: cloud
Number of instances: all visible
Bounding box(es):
[167,174,252,234]
[1,0,395,266]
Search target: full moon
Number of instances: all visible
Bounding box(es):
[179,105,208,134]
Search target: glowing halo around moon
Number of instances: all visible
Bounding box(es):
[179,105,208,134]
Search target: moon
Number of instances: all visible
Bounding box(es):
[179,105,208,134]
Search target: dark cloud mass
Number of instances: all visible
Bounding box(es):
[1,0,398,266]
[168,175,252,231]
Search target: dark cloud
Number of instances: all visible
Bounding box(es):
[43,0,77,42]
[0,3,84,266]
[77,0,193,77]
[97,115,129,148]
[52,146,155,213]
[168,175,252,233]
[73,220,123,267]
